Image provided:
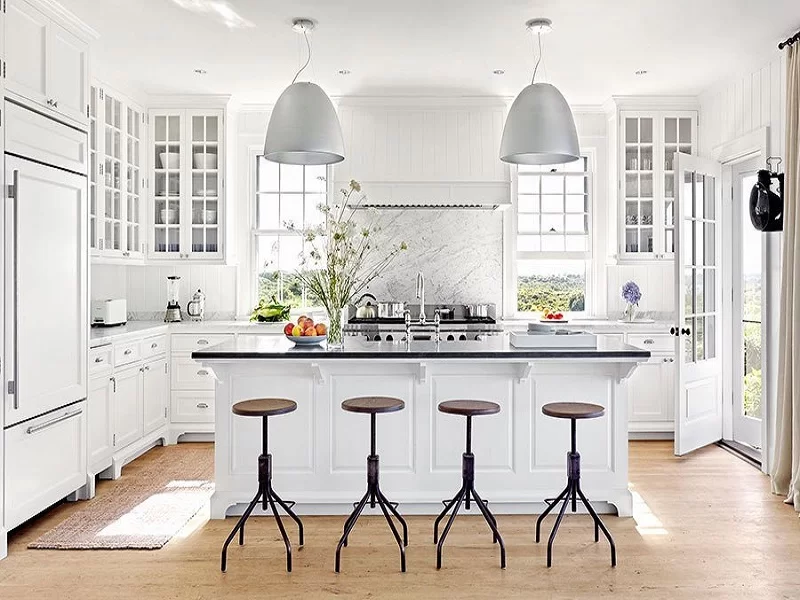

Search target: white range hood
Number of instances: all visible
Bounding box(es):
[334,100,511,210]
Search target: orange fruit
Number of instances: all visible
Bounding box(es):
[304,326,317,337]
[315,323,327,336]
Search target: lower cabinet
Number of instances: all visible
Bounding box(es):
[143,357,169,435]
[87,374,114,473]
[627,355,675,433]
[114,364,144,449]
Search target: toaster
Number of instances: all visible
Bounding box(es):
[92,298,128,326]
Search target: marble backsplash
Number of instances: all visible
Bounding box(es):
[355,208,504,306]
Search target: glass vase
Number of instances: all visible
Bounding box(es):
[326,305,346,349]
[623,303,638,322]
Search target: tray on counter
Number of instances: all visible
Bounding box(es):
[509,331,597,349]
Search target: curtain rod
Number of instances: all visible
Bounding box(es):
[779,30,800,50]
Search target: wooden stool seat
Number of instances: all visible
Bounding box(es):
[232,398,297,417]
[341,396,404,414]
[541,402,604,420]
[438,400,501,417]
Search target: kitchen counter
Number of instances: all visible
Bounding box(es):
[192,334,650,361]
[195,333,648,520]
[89,320,287,347]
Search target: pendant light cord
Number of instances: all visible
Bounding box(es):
[291,29,312,84]
[531,31,543,84]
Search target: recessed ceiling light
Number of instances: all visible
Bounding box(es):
[493,69,505,75]
[635,70,648,76]
[292,18,315,33]
[194,68,207,75]
[338,69,351,75]
[526,18,553,35]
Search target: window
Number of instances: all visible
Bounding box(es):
[514,157,592,315]
[253,156,327,308]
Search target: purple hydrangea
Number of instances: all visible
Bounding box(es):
[621,281,641,305]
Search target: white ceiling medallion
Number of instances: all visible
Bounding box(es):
[264,18,345,165]
[499,18,580,166]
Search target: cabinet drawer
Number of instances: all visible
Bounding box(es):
[171,391,215,423]
[172,356,215,390]
[114,341,141,367]
[172,334,234,353]
[89,346,113,375]
[142,335,168,359]
[626,333,673,353]
[4,402,87,530]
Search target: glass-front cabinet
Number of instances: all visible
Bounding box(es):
[88,84,145,261]
[149,108,224,261]
[618,110,696,261]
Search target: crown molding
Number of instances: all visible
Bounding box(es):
[147,94,232,109]
[603,95,700,113]
[31,0,99,40]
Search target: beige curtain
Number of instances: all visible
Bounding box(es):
[772,43,800,510]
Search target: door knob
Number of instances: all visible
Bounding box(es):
[681,327,691,336]
[670,327,679,336]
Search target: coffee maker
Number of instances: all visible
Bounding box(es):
[164,275,182,322]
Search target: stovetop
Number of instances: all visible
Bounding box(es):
[347,316,497,325]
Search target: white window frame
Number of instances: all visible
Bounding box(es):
[504,149,597,319]
[249,148,330,312]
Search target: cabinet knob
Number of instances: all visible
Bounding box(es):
[124,349,132,355]
[94,356,103,363]
[197,339,209,345]
[197,369,209,376]
[151,342,158,349]
[643,339,655,345]
[197,402,209,409]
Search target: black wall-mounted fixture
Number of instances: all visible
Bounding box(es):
[749,157,784,232]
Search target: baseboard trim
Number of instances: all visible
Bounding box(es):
[629,431,674,441]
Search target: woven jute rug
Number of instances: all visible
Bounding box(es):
[29,443,214,550]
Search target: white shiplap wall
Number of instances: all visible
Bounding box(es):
[699,53,787,158]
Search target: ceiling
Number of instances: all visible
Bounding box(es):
[60,0,800,105]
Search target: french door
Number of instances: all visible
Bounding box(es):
[731,158,765,452]
[673,153,724,455]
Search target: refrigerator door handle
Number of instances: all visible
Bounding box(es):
[7,169,19,410]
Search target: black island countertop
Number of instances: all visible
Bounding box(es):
[192,334,651,361]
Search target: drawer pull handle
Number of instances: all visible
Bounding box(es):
[643,339,655,345]
[26,409,82,435]
[197,402,209,409]
[124,349,132,355]
[197,369,209,376]
[151,343,158,349]
[94,357,104,363]
[197,339,209,345]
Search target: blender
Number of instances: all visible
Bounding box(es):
[164,275,183,322]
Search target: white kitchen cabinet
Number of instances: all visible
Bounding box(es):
[89,84,145,261]
[4,0,88,126]
[624,332,675,433]
[143,357,169,435]
[148,108,225,261]
[88,373,114,473]
[113,364,144,450]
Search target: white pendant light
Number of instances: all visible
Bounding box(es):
[500,18,580,166]
[264,19,345,165]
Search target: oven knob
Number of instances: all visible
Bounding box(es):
[475,334,484,341]
[386,334,394,342]
[374,334,382,342]
[446,335,455,342]
[459,334,467,341]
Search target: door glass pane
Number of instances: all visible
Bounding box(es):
[696,316,705,361]
[741,173,762,418]
[685,317,695,363]
[705,316,716,360]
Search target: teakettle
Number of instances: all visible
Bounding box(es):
[187,289,206,321]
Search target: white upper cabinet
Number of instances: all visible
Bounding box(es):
[4,0,89,125]
[148,107,225,261]
[89,83,145,261]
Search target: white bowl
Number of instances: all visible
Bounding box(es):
[285,334,326,346]
[204,209,218,224]
[193,153,217,169]
[159,152,180,169]
[160,208,179,225]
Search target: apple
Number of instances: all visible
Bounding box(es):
[297,315,308,327]
[303,318,314,329]
[283,322,295,335]
[291,325,302,337]
[304,326,317,337]
[315,323,327,336]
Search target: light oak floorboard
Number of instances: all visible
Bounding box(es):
[1,441,799,599]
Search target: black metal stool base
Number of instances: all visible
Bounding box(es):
[434,452,506,569]
[221,415,304,573]
[335,454,408,573]
[535,446,616,568]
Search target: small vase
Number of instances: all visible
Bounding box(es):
[326,305,346,349]
[623,303,638,322]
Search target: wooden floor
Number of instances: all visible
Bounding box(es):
[1,441,799,599]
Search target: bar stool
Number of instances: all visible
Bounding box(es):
[536,402,616,567]
[335,396,409,573]
[434,400,506,569]
[221,398,304,573]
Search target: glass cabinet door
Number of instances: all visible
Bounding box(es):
[189,112,221,255]
[152,113,183,255]
[623,116,655,254]
[125,106,142,255]
[662,115,694,254]
[89,86,99,253]
[103,92,123,252]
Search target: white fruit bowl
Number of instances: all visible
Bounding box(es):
[285,334,326,346]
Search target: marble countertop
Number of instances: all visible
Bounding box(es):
[192,334,651,361]
[89,320,287,347]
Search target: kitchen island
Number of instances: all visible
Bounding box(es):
[194,335,649,518]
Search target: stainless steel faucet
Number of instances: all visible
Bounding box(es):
[415,271,426,323]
